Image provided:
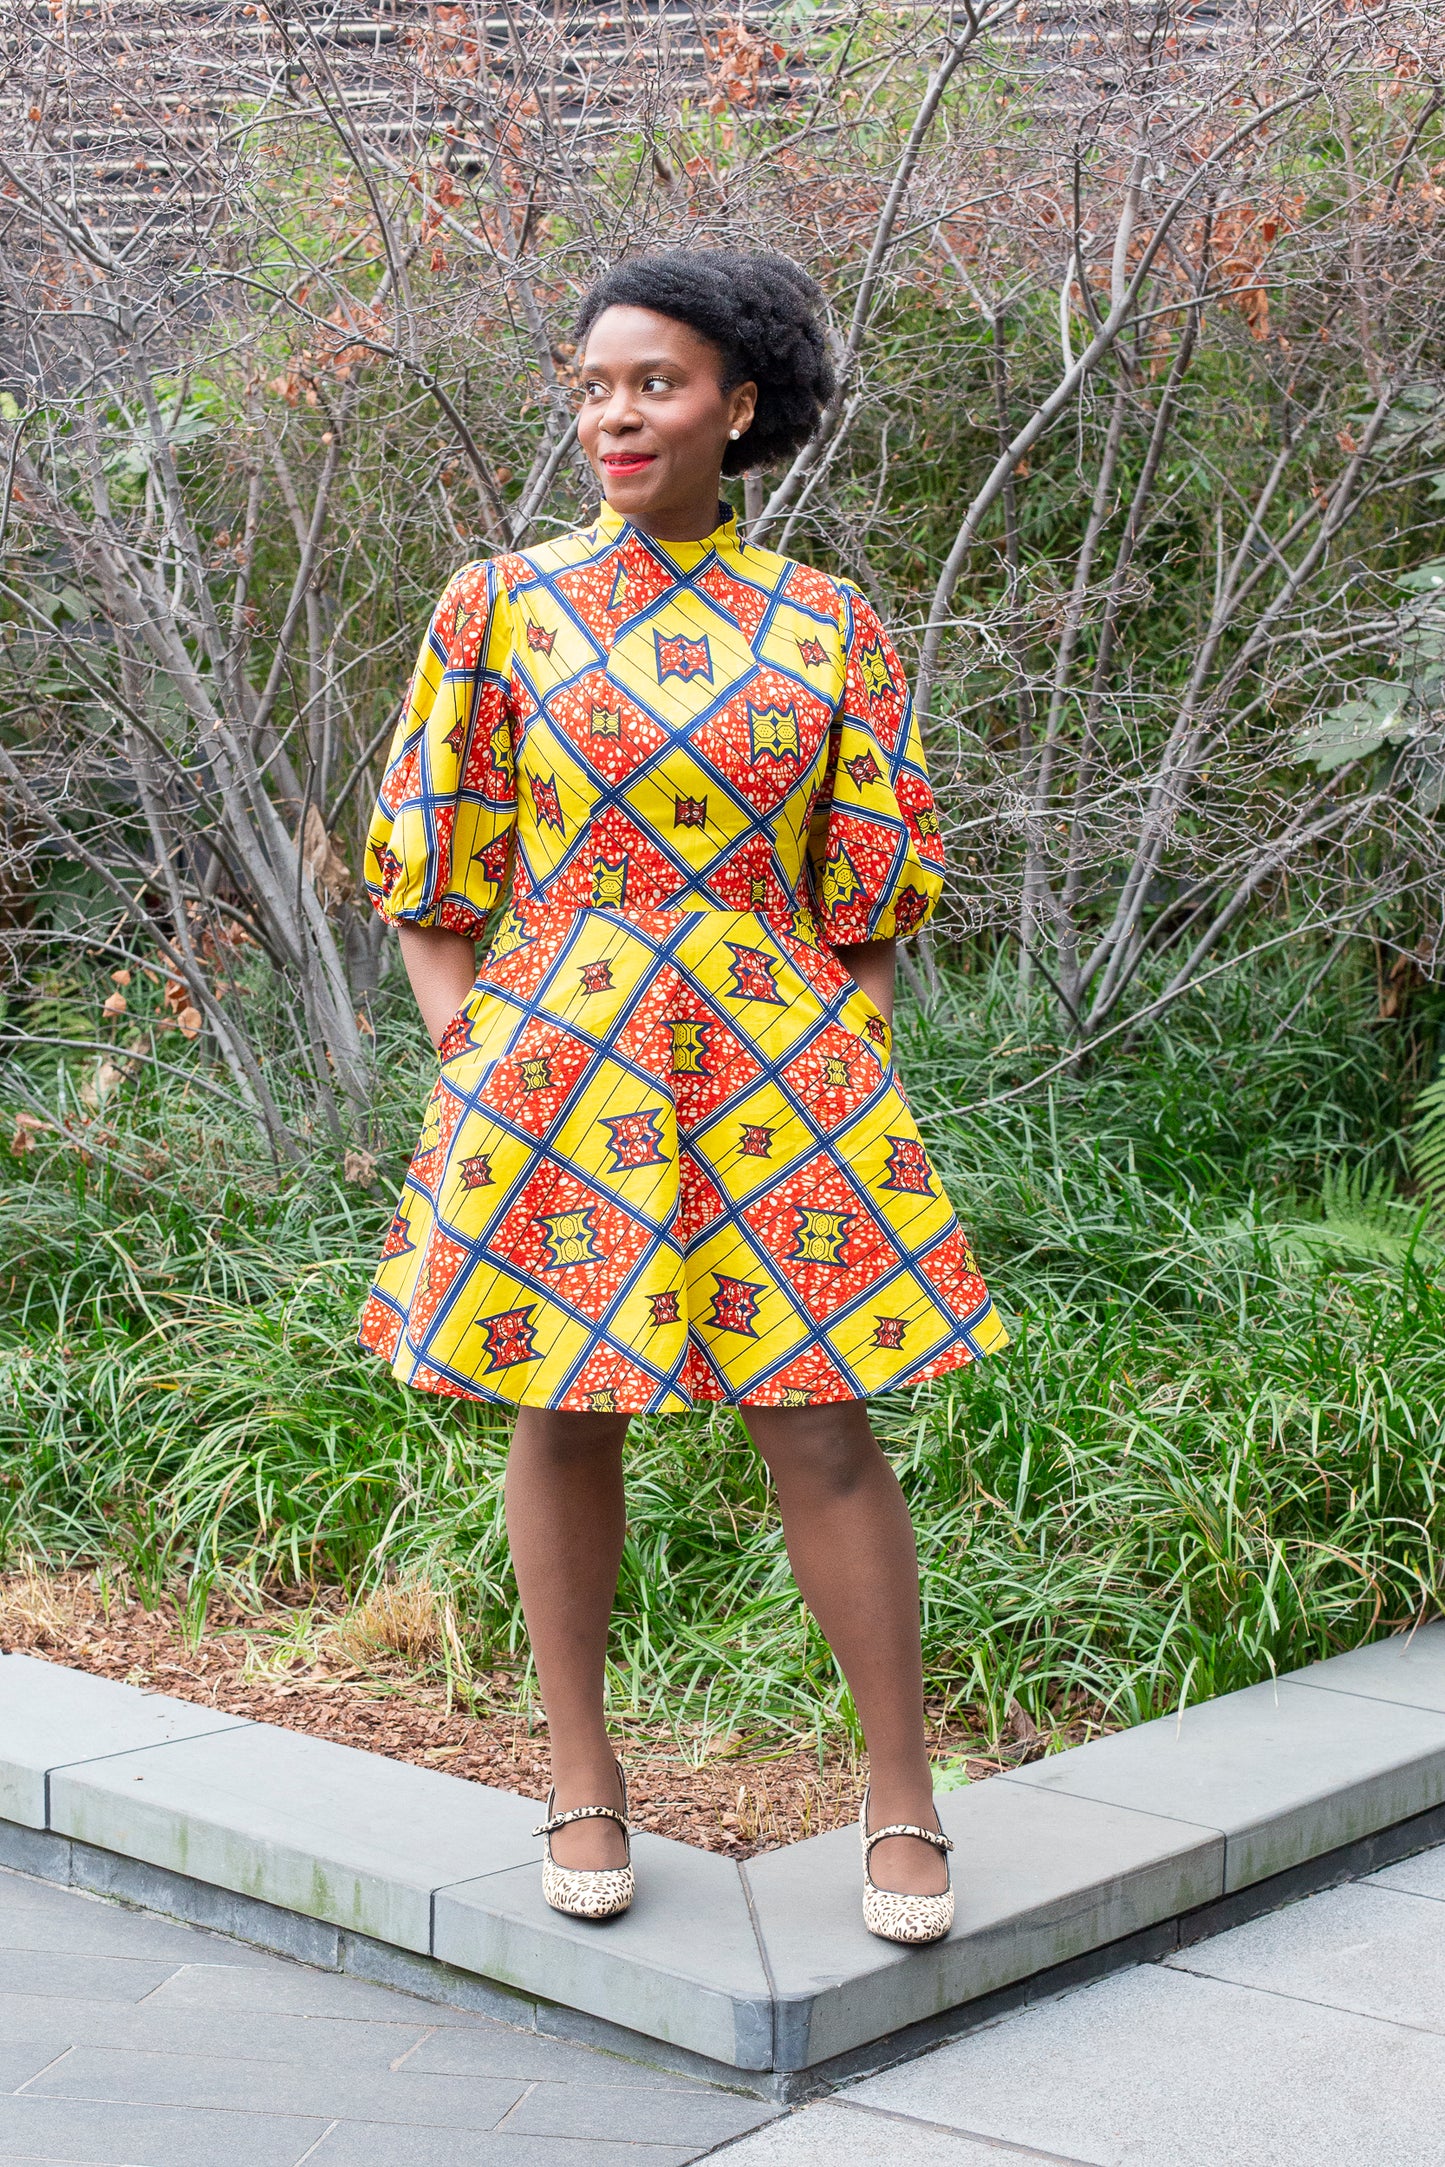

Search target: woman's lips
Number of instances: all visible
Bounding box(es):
[602,453,656,473]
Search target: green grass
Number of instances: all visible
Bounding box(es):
[2,945,1442,1757]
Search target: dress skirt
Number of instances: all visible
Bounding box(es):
[358,899,1007,1412]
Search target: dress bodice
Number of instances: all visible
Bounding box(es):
[366,502,944,949]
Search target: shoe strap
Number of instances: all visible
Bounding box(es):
[862,1820,955,1859]
[533,1804,630,1839]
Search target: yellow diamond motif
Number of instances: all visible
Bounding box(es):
[860,643,892,701]
[671,1020,708,1074]
[539,1208,601,1269]
[748,703,801,761]
[823,850,861,909]
[792,1208,851,1265]
[592,859,626,908]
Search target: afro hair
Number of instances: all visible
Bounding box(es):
[574,249,834,474]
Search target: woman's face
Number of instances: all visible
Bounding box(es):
[576,305,757,537]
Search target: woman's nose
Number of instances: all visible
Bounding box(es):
[601,389,641,434]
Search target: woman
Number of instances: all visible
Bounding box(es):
[359,250,1007,1945]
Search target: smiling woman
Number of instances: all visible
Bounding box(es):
[357,248,1007,1942]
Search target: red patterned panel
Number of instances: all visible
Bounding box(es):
[741,1153,897,1323]
[408,1228,472,1335]
[669,1009,762,1130]
[358,1295,403,1360]
[689,669,833,815]
[677,1150,727,1242]
[437,564,493,669]
[754,1344,851,1406]
[484,1160,653,1322]
[704,832,795,918]
[697,561,770,640]
[409,1076,468,1194]
[916,1224,990,1316]
[540,672,668,785]
[680,1335,728,1402]
[480,1020,594,1137]
[559,1343,669,1413]
[780,1021,883,1133]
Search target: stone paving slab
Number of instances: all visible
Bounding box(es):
[1368,1843,1445,1900]
[48,1721,543,1953]
[1007,1676,1445,1888]
[0,1862,272,1967]
[1166,1878,1445,2032]
[398,2024,698,2084]
[434,1830,772,2071]
[743,1774,1222,2069]
[303,2130,702,2167]
[499,2081,775,2147]
[0,2094,328,2167]
[0,1654,246,1828]
[0,2043,72,2092]
[711,2099,1067,2165]
[1286,1617,1445,1711]
[847,1960,1445,2166]
[0,1947,187,2005]
[136,1953,488,2024]
[0,1981,437,2070]
[26,2045,533,2132]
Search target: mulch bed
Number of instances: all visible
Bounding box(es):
[0,1569,1091,1857]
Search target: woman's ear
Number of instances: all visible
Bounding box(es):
[729,380,758,438]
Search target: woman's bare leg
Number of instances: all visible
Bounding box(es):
[738,1400,947,1896]
[504,1407,630,1869]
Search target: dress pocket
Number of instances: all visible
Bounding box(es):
[436,980,483,1065]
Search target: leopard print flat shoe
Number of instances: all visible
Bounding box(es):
[533,1762,634,1920]
[860,1785,955,1944]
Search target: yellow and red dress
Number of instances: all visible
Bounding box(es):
[358,501,1007,1411]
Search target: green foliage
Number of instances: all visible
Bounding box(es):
[3,944,1440,1753]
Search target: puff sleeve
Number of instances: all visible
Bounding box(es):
[363,561,517,940]
[807,588,944,944]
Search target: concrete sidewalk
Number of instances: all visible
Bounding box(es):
[715,1837,1445,2164]
[0,1863,779,2164]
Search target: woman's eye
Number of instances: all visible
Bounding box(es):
[642,374,671,392]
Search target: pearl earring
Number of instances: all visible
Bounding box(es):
[729,429,740,440]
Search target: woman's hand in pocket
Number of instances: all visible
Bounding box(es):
[830,935,896,1031]
[397,924,479,1050]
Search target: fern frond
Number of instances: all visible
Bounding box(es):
[1412,1075,1445,1210]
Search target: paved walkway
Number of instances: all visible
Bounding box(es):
[716,1838,1445,2165]
[6,1841,1444,2164]
[0,1864,779,2163]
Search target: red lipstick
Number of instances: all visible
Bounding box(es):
[602,453,656,473]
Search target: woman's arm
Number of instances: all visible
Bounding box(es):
[398,924,478,1049]
[833,936,896,1028]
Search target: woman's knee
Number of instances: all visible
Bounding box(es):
[742,1400,881,1497]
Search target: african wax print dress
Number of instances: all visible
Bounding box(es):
[358,501,1007,1412]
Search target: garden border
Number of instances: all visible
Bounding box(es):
[3,1625,1445,2101]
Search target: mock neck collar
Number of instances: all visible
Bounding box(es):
[593,498,740,564]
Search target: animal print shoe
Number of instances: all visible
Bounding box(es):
[534,1762,634,1920]
[860,1784,955,1944]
